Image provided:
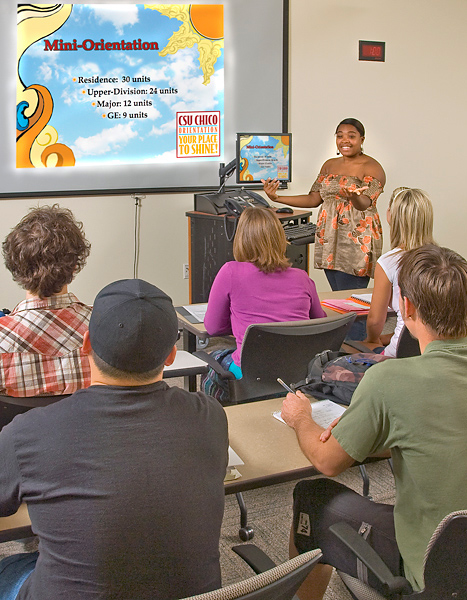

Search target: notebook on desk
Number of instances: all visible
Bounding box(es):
[176,304,208,324]
[320,298,370,314]
[350,293,372,305]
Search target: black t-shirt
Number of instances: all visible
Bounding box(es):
[0,381,228,600]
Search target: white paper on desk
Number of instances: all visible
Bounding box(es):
[273,400,346,429]
[182,303,208,323]
[228,446,244,467]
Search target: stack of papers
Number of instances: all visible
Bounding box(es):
[321,298,370,314]
[175,304,208,324]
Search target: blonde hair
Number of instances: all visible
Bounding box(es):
[388,187,434,251]
[233,207,290,273]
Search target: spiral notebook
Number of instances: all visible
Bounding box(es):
[350,293,372,305]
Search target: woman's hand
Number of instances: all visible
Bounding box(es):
[340,186,371,210]
[262,178,280,201]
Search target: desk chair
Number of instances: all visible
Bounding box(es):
[395,326,420,358]
[345,326,420,359]
[181,545,322,600]
[0,394,68,431]
[329,510,467,600]
[195,313,356,405]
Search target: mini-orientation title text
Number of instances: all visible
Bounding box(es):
[44,38,159,52]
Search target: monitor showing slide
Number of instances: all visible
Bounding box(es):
[236,133,292,184]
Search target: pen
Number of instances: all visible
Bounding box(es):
[277,378,295,394]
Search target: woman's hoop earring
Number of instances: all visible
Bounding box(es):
[336,151,340,155]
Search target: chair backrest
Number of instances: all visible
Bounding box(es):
[0,394,68,431]
[335,511,467,600]
[395,326,421,358]
[228,313,356,403]
[181,548,322,600]
[420,510,467,599]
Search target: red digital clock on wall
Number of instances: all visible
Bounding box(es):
[359,40,385,62]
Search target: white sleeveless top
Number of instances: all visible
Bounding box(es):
[377,247,404,357]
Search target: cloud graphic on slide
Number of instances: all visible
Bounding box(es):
[143,150,177,163]
[72,122,137,158]
[149,119,176,137]
[90,5,139,35]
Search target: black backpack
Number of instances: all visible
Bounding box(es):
[294,350,390,406]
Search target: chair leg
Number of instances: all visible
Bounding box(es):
[236,492,254,541]
[359,465,372,499]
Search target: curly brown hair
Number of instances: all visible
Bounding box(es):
[3,204,91,298]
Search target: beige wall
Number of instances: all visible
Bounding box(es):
[1,0,466,308]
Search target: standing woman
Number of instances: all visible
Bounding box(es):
[365,188,434,356]
[202,207,326,402]
[263,118,385,290]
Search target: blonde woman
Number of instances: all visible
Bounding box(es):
[202,207,326,401]
[365,187,434,356]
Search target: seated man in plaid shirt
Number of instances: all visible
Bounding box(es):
[0,205,92,397]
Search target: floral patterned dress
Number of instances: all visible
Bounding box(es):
[311,174,383,278]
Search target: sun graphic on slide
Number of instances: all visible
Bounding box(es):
[274,136,290,158]
[144,4,224,85]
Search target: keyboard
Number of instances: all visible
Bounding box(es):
[283,222,316,245]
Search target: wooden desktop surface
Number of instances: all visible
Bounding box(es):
[0,504,32,543]
[224,396,319,495]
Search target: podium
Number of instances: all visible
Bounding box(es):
[186,209,313,303]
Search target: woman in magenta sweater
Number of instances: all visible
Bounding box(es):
[202,207,326,402]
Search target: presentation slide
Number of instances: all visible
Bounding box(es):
[237,133,291,183]
[2,0,288,198]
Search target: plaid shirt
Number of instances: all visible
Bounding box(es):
[0,293,92,397]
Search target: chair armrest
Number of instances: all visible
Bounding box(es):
[232,544,277,574]
[193,351,236,380]
[329,522,413,595]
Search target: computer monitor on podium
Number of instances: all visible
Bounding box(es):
[236,133,292,185]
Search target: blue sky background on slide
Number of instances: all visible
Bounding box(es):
[18,4,224,166]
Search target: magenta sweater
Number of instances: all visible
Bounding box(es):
[204,261,326,366]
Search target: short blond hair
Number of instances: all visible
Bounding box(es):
[388,188,434,251]
[233,207,290,273]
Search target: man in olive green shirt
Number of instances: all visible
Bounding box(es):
[281,244,467,599]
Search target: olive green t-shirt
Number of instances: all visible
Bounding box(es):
[332,338,467,590]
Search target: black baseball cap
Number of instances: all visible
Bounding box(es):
[89,279,178,373]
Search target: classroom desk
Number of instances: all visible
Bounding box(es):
[0,504,32,543]
[177,288,374,354]
[223,396,321,495]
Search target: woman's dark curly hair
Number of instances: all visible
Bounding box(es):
[2,204,91,298]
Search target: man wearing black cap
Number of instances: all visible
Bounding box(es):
[0,279,229,600]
